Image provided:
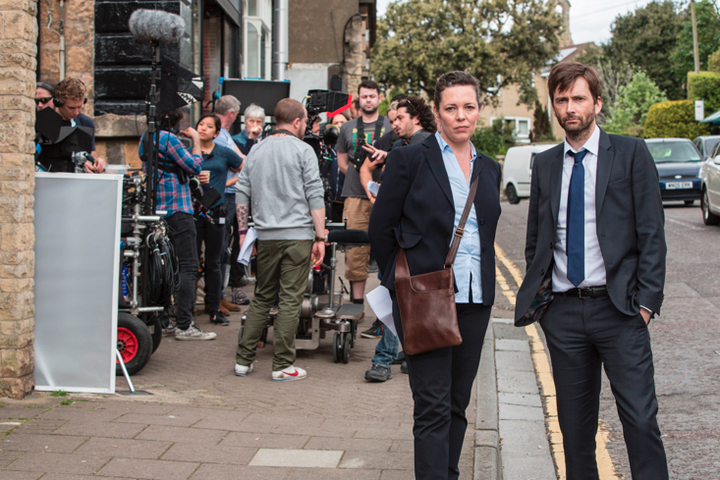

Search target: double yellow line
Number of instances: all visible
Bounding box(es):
[494,243,619,480]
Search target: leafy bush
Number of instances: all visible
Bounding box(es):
[687,71,720,116]
[472,118,515,160]
[605,71,667,137]
[643,100,710,139]
[709,49,720,73]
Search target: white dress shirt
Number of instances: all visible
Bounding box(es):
[552,125,607,292]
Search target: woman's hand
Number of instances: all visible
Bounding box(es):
[197,171,210,185]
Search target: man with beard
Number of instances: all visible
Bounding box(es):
[515,62,668,480]
[336,80,391,337]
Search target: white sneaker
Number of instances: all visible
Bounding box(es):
[234,363,254,376]
[271,365,307,382]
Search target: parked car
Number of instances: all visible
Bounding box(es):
[502,144,555,204]
[693,135,720,161]
[700,140,720,225]
[644,138,702,205]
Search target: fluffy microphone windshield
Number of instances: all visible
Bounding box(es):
[129,9,185,44]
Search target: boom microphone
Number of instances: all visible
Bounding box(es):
[129,9,185,44]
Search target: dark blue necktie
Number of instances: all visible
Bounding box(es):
[567,149,587,287]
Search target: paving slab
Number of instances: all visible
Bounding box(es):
[4,452,111,475]
[496,369,541,395]
[97,457,200,480]
[218,431,309,449]
[135,425,227,445]
[52,421,146,439]
[0,433,87,453]
[187,463,290,480]
[498,392,542,407]
[495,339,530,352]
[161,442,257,465]
[249,447,343,468]
[74,437,172,459]
[499,403,545,421]
[0,471,43,480]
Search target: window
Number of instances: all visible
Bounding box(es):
[244,0,271,79]
[246,23,259,78]
[490,116,532,141]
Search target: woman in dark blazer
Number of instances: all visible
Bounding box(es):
[368,71,501,480]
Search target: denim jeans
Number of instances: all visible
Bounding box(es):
[371,325,399,367]
[164,212,198,330]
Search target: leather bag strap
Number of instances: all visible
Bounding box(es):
[444,176,479,268]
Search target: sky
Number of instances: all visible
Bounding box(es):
[375,0,658,46]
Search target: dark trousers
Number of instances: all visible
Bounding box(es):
[392,293,491,480]
[540,295,668,480]
[195,213,225,312]
[165,212,198,330]
[227,195,245,289]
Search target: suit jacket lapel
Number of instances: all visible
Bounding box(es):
[550,146,564,226]
[423,135,454,207]
[595,129,614,215]
[470,153,484,185]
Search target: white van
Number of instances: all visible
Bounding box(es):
[502,144,555,204]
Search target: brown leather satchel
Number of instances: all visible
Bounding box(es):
[395,176,479,355]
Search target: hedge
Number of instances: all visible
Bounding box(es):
[687,71,720,117]
[643,100,710,139]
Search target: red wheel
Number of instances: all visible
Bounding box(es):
[115,313,152,376]
[117,327,139,364]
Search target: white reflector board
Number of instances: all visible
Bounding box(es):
[34,172,123,393]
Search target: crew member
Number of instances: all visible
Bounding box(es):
[36,81,55,111]
[227,103,266,306]
[37,78,106,173]
[234,98,325,381]
[139,106,217,341]
[336,80,391,338]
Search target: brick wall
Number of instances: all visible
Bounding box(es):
[0,0,38,399]
[38,0,95,114]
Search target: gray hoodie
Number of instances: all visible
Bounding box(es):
[235,135,324,241]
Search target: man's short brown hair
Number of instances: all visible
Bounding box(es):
[274,98,306,125]
[54,78,87,104]
[547,61,602,103]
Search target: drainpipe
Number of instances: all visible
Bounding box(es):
[272,0,288,81]
[45,0,65,80]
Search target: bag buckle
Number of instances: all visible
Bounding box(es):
[454,227,464,238]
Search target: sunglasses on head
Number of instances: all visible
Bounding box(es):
[35,97,53,105]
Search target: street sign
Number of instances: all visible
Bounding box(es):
[695,100,705,121]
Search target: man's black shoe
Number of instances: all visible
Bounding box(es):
[392,351,406,365]
[209,311,229,326]
[365,364,392,382]
[400,361,408,374]
[360,320,383,339]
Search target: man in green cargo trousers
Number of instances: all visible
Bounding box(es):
[233,98,326,382]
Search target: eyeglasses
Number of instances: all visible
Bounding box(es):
[35,97,53,105]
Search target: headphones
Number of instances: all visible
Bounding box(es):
[53,97,88,108]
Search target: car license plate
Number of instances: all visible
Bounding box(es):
[665,181,693,190]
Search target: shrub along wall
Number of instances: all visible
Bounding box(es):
[687,71,720,116]
[644,100,710,139]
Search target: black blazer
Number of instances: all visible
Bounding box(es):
[368,134,502,305]
[515,129,666,326]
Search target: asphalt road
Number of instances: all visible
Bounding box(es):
[493,200,720,480]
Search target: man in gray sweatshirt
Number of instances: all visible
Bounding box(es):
[234,98,326,382]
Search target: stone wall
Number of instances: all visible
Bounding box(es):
[38,0,95,116]
[0,0,38,399]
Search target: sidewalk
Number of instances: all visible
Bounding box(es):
[0,299,558,479]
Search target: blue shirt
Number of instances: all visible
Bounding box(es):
[201,144,243,207]
[435,132,482,304]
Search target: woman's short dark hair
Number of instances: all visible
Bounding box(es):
[434,71,482,108]
[547,61,602,103]
[397,96,437,133]
[274,98,306,125]
[196,113,222,133]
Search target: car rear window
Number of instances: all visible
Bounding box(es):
[645,141,701,163]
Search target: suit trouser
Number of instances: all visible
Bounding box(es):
[392,293,491,480]
[540,294,668,480]
[236,239,312,371]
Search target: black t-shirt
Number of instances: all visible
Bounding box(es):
[61,113,96,151]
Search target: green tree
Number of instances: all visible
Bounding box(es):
[373,0,562,107]
[472,118,516,160]
[606,71,667,137]
[671,0,720,89]
[605,1,684,100]
[708,48,720,73]
[531,100,554,143]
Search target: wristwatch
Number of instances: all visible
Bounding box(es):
[314,236,325,242]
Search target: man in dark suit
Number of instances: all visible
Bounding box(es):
[515,61,669,480]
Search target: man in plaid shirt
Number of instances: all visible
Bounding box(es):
[139,107,216,341]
